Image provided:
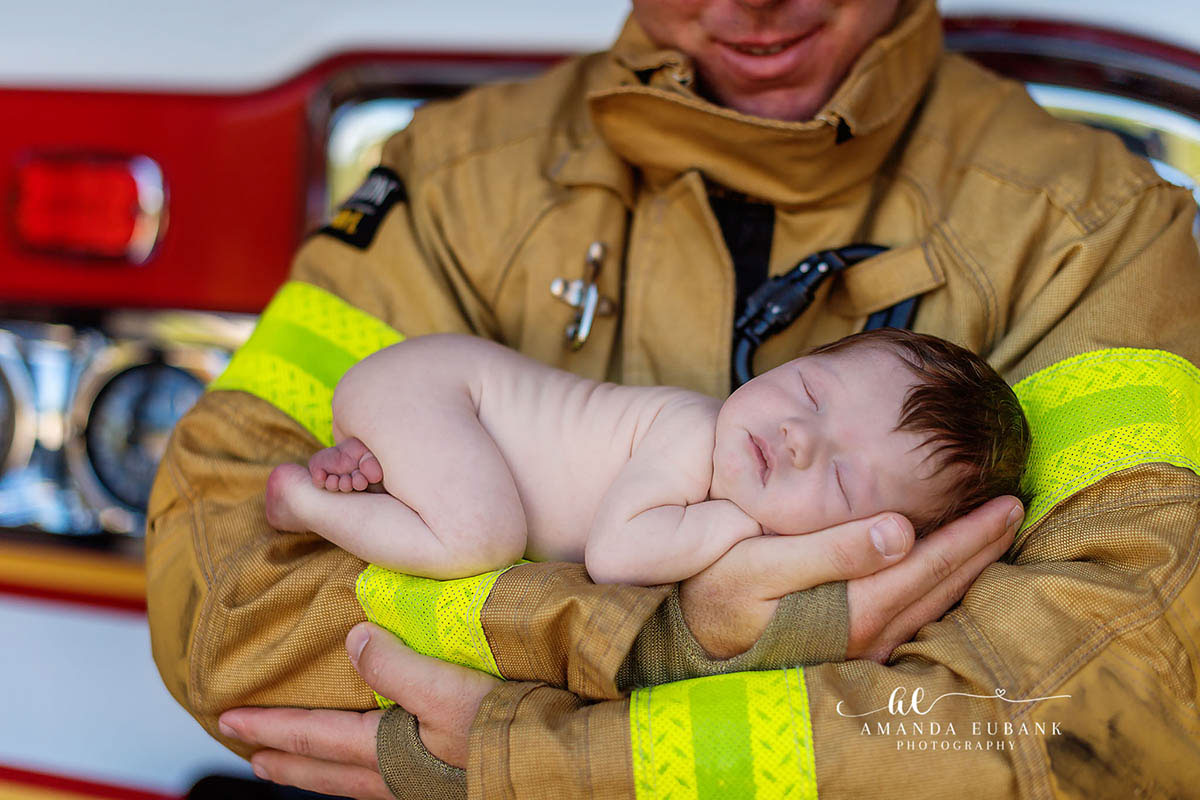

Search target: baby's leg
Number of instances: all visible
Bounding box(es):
[308,436,383,492]
[320,339,530,575]
[266,463,510,579]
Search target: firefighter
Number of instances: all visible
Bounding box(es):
[147,0,1200,797]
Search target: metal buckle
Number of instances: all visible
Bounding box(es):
[549,241,617,350]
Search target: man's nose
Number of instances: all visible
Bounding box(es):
[780,417,817,469]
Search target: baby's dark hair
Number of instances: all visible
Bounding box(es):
[807,328,1032,536]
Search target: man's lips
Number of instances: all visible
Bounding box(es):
[710,25,824,82]
[720,34,807,57]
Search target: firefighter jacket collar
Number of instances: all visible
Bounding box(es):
[564,0,942,207]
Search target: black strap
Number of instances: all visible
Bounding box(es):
[708,194,775,317]
[863,296,920,331]
[731,245,887,387]
[706,194,921,389]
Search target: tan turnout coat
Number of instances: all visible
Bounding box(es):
[147,1,1200,797]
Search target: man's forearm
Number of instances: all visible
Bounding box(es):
[146,390,375,754]
[359,549,852,704]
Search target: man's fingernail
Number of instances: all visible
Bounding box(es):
[347,624,370,666]
[252,762,269,781]
[218,719,236,738]
[1005,504,1025,535]
[870,517,906,557]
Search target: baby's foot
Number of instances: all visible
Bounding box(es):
[308,436,384,492]
[265,463,315,532]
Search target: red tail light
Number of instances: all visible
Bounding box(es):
[14,155,165,263]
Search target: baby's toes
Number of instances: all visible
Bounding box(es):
[309,445,348,480]
[358,453,384,484]
[324,473,341,492]
[332,436,371,470]
[351,470,369,492]
[310,466,328,488]
[338,473,355,493]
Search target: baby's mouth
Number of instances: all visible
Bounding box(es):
[748,432,771,485]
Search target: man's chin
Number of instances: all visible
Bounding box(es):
[706,82,828,122]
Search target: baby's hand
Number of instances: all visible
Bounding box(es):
[308,436,384,492]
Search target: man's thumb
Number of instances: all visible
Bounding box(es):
[867,514,914,560]
[346,622,500,719]
[346,622,432,711]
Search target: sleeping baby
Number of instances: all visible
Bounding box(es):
[265,328,1030,585]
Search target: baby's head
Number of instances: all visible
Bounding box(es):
[710,329,1031,537]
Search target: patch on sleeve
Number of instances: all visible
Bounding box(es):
[318,166,406,249]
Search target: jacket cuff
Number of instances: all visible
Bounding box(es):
[377,706,466,800]
[618,580,848,689]
[469,681,634,800]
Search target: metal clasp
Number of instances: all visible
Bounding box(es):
[549,241,617,350]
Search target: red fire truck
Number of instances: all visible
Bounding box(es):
[0,2,1196,797]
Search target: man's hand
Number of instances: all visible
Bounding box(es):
[845,496,1023,662]
[218,622,499,799]
[680,495,1023,660]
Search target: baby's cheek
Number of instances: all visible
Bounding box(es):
[766,500,828,536]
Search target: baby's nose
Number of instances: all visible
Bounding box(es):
[780,418,816,469]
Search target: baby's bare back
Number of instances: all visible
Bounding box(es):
[277,334,766,583]
[332,334,718,568]
[468,339,714,562]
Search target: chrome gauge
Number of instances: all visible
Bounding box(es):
[84,362,204,510]
[0,311,251,538]
[0,370,12,472]
[0,331,36,477]
[66,335,234,535]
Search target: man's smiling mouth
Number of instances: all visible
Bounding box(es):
[725,37,801,56]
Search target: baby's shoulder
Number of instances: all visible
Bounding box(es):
[656,391,722,429]
[635,390,720,468]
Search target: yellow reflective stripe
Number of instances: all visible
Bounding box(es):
[748,669,817,800]
[630,668,816,800]
[631,677,698,798]
[209,281,402,445]
[1014,348,1200,528]
[356,564,510,683]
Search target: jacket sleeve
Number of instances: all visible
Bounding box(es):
[144,130,483,758]
[454,184,1200,798]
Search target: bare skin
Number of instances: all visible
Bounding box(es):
[309,436,382,493]
[267,336,952,586]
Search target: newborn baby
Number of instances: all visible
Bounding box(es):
[266,329,1030,585]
